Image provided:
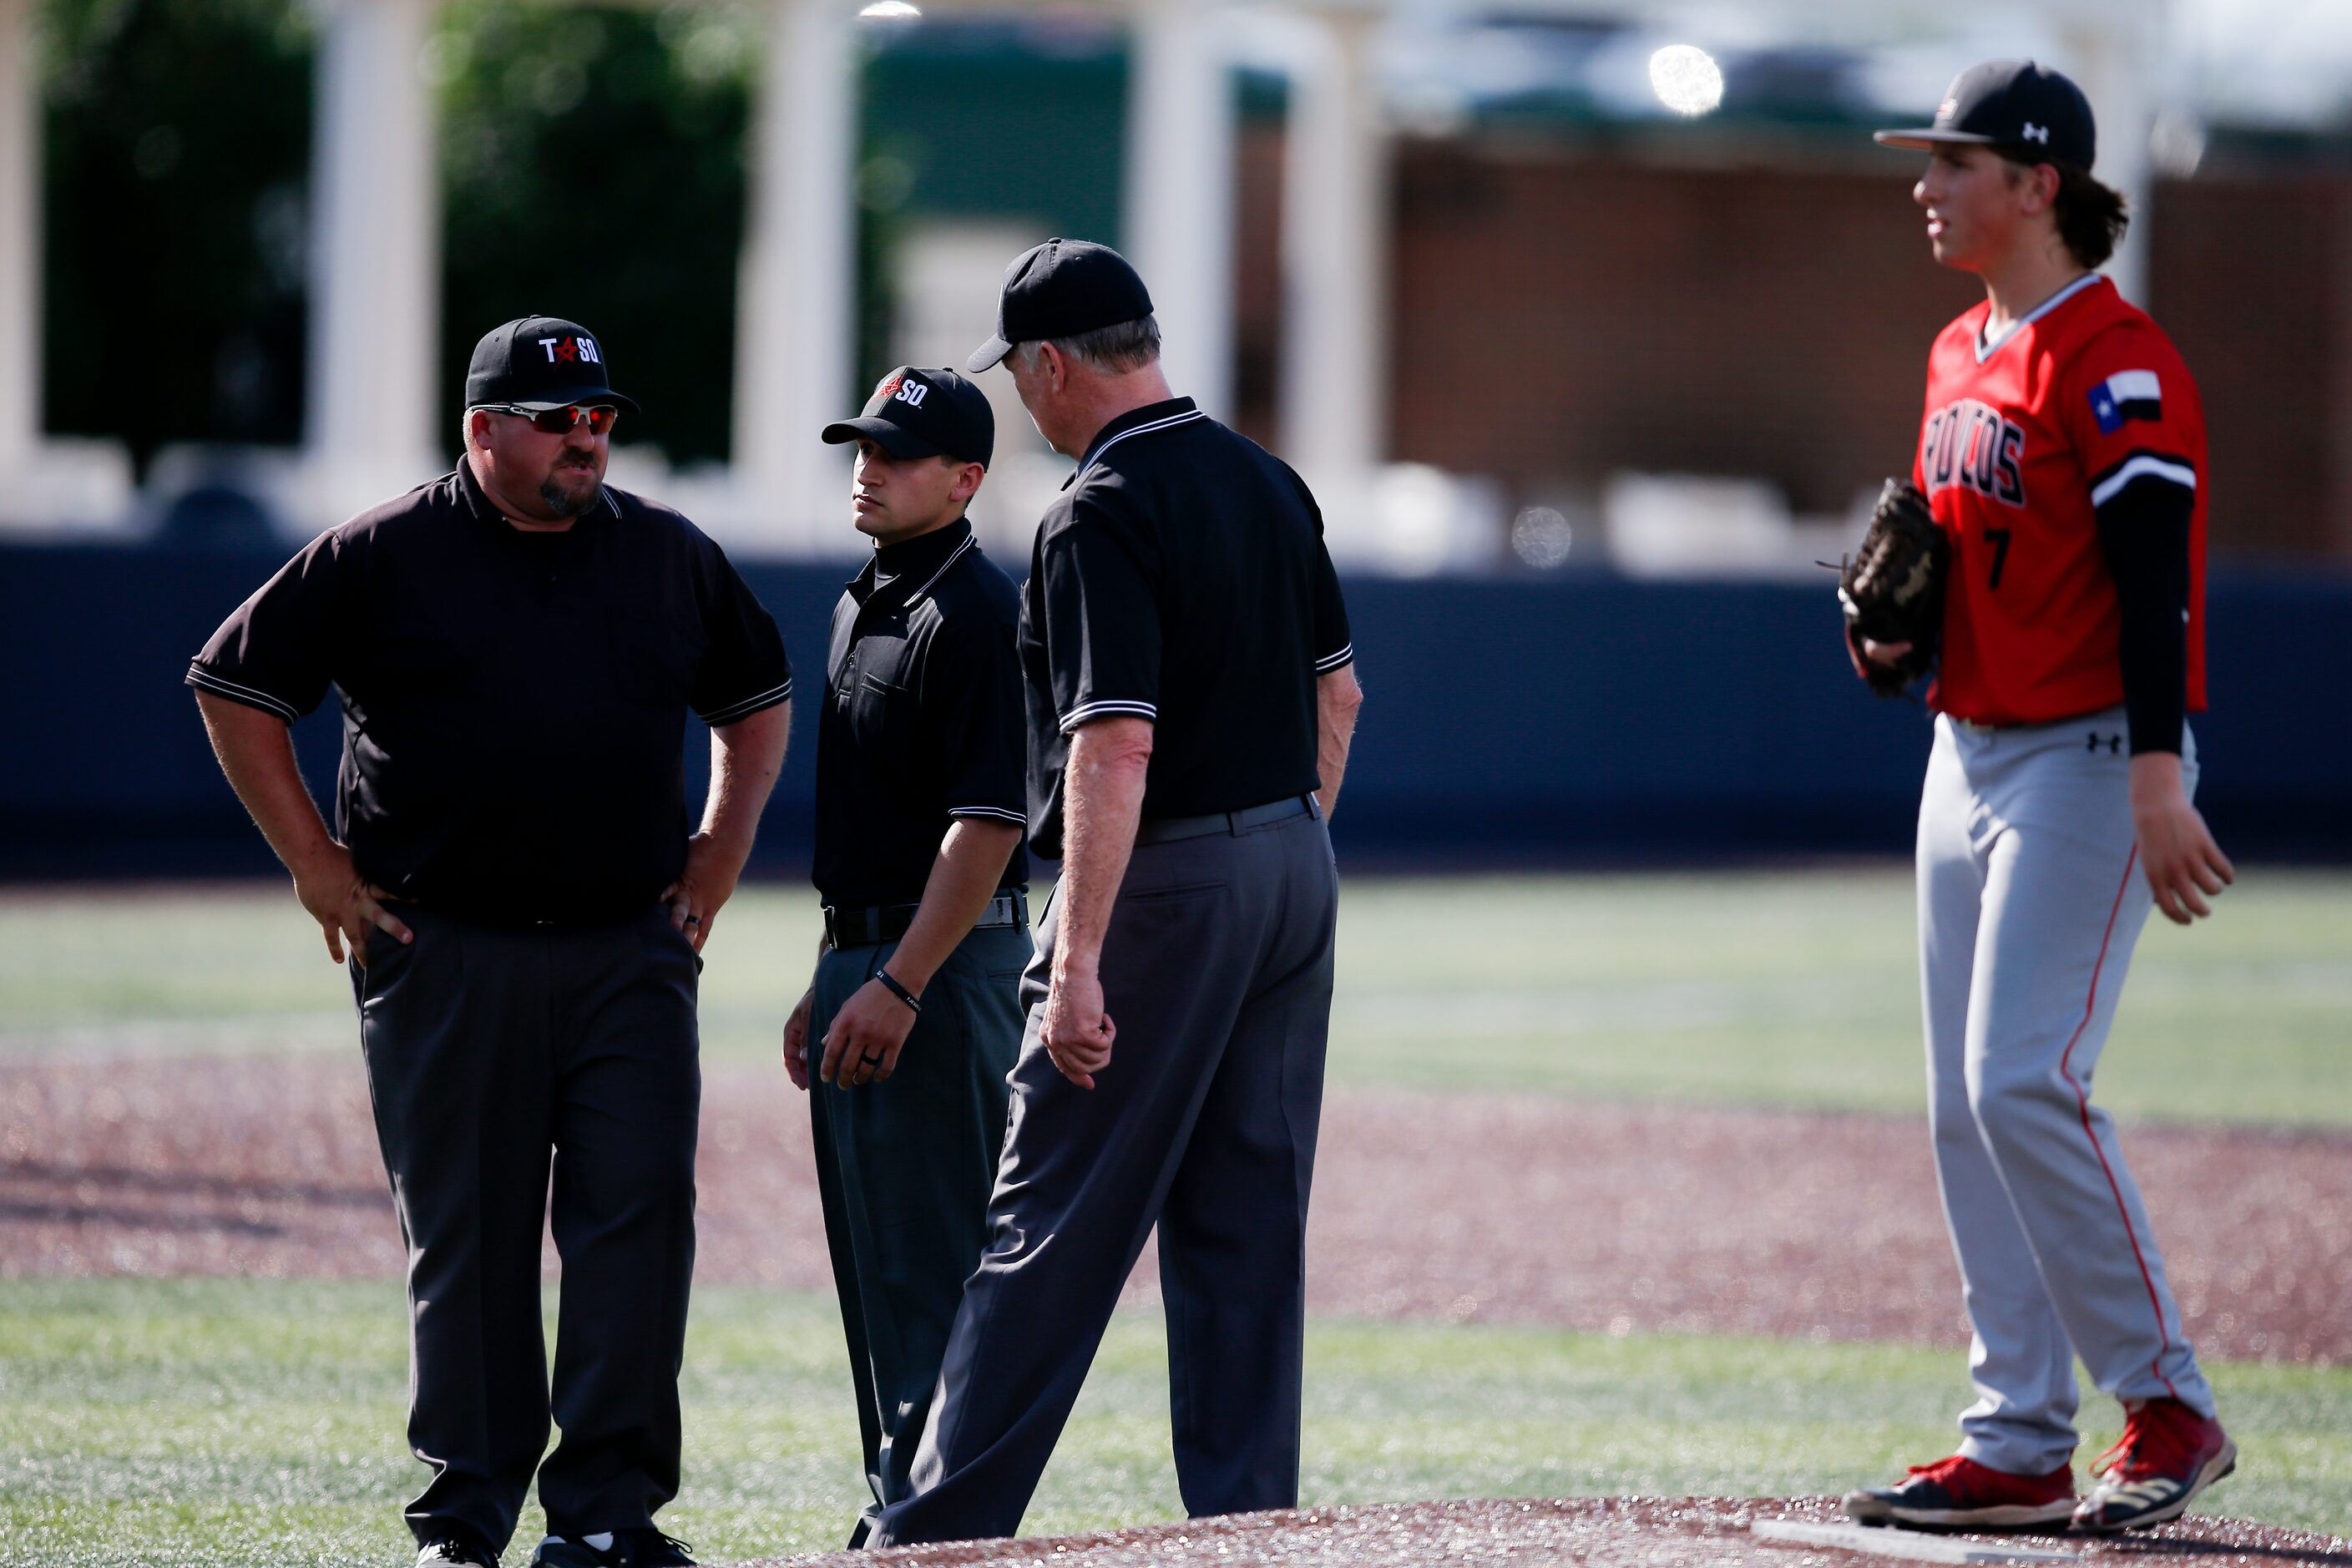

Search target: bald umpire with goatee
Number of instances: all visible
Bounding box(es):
[870,239,1363,1547]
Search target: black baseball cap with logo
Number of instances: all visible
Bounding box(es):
[822,366,995,468]
[966,238,1155,374]
[1874,60,2097,171]
[465,316,642,414]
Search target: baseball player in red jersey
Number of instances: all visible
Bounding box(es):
[1840,62,2238,1535]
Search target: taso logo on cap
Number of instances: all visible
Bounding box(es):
[537,333,603,366]
[874,372,930,409]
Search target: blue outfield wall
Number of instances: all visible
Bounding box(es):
[5,544,2349,883]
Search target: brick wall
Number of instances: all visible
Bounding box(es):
[2147,172,2349,559]
[1232,125,2352,559]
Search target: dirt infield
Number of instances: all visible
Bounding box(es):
[3,1055,2349,1361]
[750,1498,2351,1568]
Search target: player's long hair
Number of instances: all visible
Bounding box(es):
[2005,156,2130,269]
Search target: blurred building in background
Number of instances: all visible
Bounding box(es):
[3,0,2351,571]
[10,0,2352,878]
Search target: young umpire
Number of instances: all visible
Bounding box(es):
[188,317,792,1568]
[779,366,1029,1546]
[870,240,1364,1547]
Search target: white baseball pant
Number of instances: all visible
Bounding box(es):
[1917,704,2214,1477]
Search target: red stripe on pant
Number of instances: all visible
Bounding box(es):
[2056,846,2183,1404]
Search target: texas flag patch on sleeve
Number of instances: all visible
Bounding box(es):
[2088,369,2162,434]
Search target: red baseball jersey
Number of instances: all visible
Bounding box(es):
[1914,273,2207,726]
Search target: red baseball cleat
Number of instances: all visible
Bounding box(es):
[1844,1453,2078,1530]
[2073,1398,2237,1533]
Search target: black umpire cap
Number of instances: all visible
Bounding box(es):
[823,367,995,468]
[1874,60,2097,171]
[967,238,1154,374]
[466,316,641,413]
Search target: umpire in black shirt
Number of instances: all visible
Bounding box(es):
[187,317,792,1568]
[777,367,1029,1545]
[873,240,1364,1546]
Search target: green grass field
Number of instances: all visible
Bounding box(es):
[3,872,2349,1564]
[4,1277,2348,1568]
[6,869,2349,1124]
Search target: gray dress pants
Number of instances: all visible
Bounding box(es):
[872,802,1339,1546]
[352,903,702,1553]
[807,922,1029,1545]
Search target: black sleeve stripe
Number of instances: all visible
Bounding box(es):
[185,663,301,724]
[2089,448,2196,507]
[1313,643,1355,674]
[948,805,1029,825]
[1060,698,1158,733]
[698,680,793,726]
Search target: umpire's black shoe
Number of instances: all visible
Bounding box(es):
[528,1530,695,1567]
[416,1529,499,1568]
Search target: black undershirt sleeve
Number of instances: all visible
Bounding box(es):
[2094,475,2193,757]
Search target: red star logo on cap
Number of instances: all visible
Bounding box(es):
[556,338,579,362]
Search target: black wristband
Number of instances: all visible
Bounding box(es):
[876,969,923,1015]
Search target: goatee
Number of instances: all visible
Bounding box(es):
[539,472,599,518]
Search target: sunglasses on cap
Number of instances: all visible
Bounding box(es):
[473,402,620,436]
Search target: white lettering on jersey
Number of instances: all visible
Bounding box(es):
[1923,399,2026,507]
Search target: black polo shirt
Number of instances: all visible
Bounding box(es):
[187,461,792,926]
[812,518,1028,906]
[1021,398,1353,859]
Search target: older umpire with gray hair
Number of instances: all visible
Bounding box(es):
[870,239,1364,1546]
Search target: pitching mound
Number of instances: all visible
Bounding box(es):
[755,1499,2349,1568]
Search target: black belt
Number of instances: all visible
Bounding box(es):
[1134,793,1316,846]
[823,891,1029,950]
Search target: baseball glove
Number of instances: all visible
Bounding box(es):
[1839,478,1948,698]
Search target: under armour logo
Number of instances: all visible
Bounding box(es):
[2022,122,2049,143]
[2087,731,2122,755]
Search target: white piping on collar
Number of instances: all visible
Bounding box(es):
[904,532,977,609]
[1975,272,2104,364]
[1076,408,1209,482]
